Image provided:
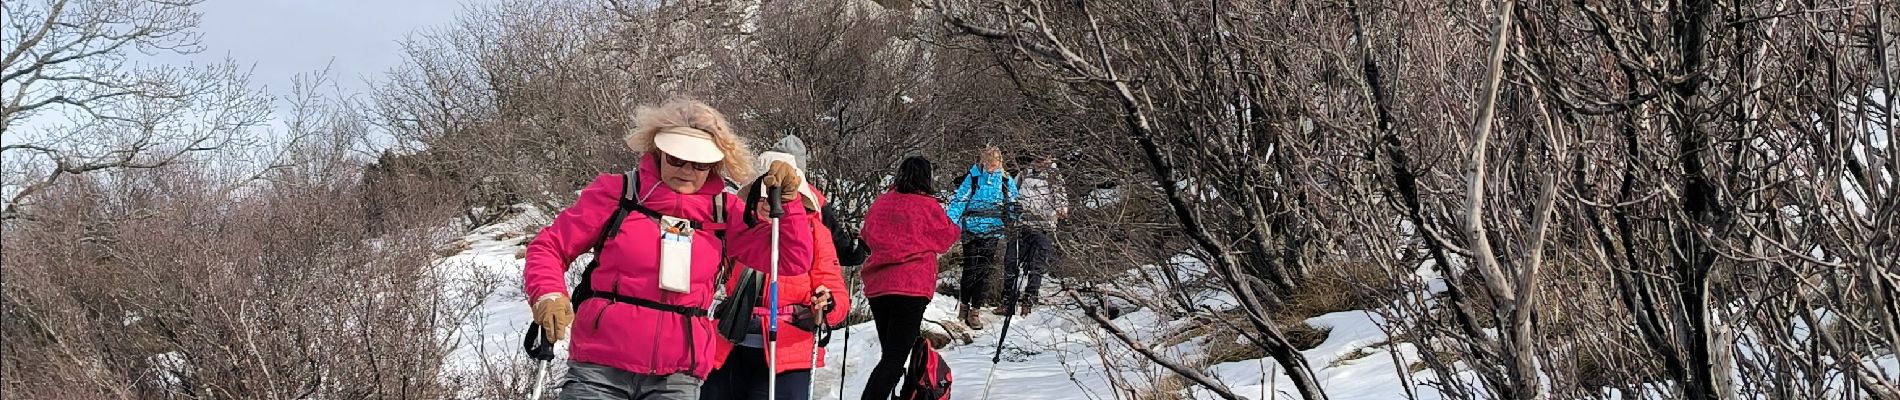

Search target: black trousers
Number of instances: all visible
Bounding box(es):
[699,346,811,400]
[1002,228,1053,308]
[860,295,929,400]
[958,236,1000,308]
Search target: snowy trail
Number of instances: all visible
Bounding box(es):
[437,211,548,380]
[435,212,1446,400]
[436,214,1896,400]
[806,290,1441,400]
[815,296,1127,400]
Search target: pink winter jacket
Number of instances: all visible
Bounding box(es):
[522,154,813,378]
[859,190,961,298]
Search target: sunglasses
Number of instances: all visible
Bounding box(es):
[663,154,715,171]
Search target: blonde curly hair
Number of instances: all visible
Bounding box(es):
[979,146,1005,172]
[625,98,757,183]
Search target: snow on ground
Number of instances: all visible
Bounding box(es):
[439,207,563,380]
[815,254,1455,400]
[815,296,1127,400]
[1205,311,1452,400]
[806,290,1460,400]
[437,213,1445,399]
[437,215,1898,400]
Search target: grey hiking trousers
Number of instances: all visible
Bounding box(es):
[559,362,701,400]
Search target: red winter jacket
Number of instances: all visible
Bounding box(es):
[709,207,851,373]
[521,154,813,378]
[859,189,961,298]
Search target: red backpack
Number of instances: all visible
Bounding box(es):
[895,336,953,400]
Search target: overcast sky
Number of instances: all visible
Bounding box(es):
[152,0,469,102]
[2,0,472,157]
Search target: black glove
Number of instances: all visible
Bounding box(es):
[790,304,837,346]
[788,305,819,332]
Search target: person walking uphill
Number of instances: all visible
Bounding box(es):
[858,156,961,400]
[522,99,814,400]
[944,147,1017,329]
[995,155,1068,316]
[701,151,850,400]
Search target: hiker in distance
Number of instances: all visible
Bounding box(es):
[701,150,851,400]
[522,98,814,400]
[996,155,1066,316]
[944,147,1019,329]
[857,156,961,400]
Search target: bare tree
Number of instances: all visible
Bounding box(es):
[2,70,479,397]
[2,0,271,221]
[933,1,1356,398]
[916,0,1900,398]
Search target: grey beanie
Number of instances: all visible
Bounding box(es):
[774,135,810,171]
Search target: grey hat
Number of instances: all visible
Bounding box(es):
[774,135,810,171]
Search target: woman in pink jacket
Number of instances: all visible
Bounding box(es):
[856,156,961,400]
[702,152,850,400]
[522,99,813,400]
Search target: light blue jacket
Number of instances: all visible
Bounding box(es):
[945,165,1019,238]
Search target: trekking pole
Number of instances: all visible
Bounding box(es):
[980,270,1023,400]
[808,302,828,400]
[981,202,1024,400]
[767,185,786,400]
[522,322,556,400]
[839,311,850,400]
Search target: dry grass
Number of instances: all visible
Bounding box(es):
[1143,375,1196,400]
[1281,260,1403,320]
[1328,346,1376,368]
[1282,322,1334,351]
[1203,330,1269,365]
[1158,317,1225,349]
[1407,346,1464,374]
[437,238,474,258]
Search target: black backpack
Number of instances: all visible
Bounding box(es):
[895,337,952,400]
[952,171,1016,223]
[953,172,1014,200]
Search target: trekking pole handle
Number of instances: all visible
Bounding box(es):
[767,186,785,218]
[523,322,555,361]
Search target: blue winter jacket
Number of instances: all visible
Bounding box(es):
[945,165,1019,238]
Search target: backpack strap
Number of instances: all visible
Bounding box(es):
[711,181,739,295]
[571,172,710,302]
[1006,175,1015,198]
[1003,175,1018,220]
[569,171,719,371]
[570,171,644,307]
[710,179,731,239]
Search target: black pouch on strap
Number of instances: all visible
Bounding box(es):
[713,268,764,344]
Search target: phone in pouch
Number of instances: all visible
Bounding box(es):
[658,216,695,293]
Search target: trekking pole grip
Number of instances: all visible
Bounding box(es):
[767,186,785,218]
[523,322,555,361]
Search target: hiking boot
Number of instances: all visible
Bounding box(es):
[1018,303,1034,316]
[991,306,1013,316]
[960,306,986,330]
